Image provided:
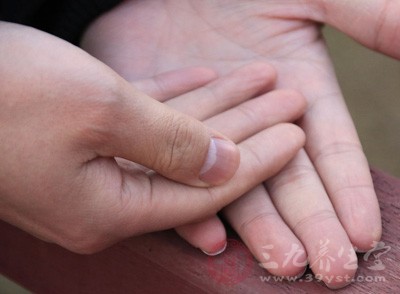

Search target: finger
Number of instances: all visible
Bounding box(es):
[272,35,381,280]
[119,67,218,176]
[113,67,298,254]
[166,62,277,120]
[133,67,218,101]
[279,48,382,251]
[174,90,306,254]
[301,93,382,251]
[205,89,306,142]
[108,63,276,187]
[133,62,277,123]
[116,123,305,235]
[313,0,400,58]
[94,81,240,187]
[223,185,307,278]
[266,150,357,289]
[175,216,227,256]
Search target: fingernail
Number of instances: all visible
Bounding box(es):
[201,241,227,256]
[199,137,239,185]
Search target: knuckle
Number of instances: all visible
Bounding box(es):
[331,183,375,200]
[59,227,108,255]
[156,115,205,174]
[268,164,317,195]
[239,211,277,235]
[278,89,305,103]
[245,62,277,88]
[293,209,337,235]
[236,103,259,124]
[312,141,363,164]
[67,242,103,255]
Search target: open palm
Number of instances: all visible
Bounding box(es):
[81,0,400,288]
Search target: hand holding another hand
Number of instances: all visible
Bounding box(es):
[79,0,400,288]
[0,23,304,254]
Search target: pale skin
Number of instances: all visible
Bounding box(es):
[81,0,400,288]
[0,22,305,257]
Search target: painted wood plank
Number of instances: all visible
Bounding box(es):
[0,168,399,293]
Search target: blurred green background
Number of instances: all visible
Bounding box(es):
[1,25,399,293]
[324,26,400,177]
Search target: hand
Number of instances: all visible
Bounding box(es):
[0,22,305,254]
[80,0,395,288]
[134,62,307,256]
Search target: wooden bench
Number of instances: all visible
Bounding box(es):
[1,168,399,293]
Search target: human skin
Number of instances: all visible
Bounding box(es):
[81,0,400,288]
[0,22,305,255]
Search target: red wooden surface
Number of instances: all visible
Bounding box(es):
[0,168,399,293]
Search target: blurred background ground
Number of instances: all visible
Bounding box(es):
[1,25,399,293]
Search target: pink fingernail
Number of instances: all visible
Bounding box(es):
[199,138,239,186]
[201,241,227,256]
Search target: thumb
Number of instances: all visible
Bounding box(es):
[314,0,400,59]
[95,82,240,187]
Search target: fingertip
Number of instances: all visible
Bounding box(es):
[349,221,382,253]
[252,62,277,92]
[325,280,353,290]
[188,67,219,81]
[248,61,277,83]
[278,89,308,118]
[174,67,219,89]
[315,265,358,290]
[132,67,218,101]
[253,227,307,277]
[258,242,308,278]
[339,195,382,252]
[278,123,306,150]
[235,61,277,94]
[201,240,227,256]
[275,266,308,282]
[175,216,227,256]
[310,244,358,290]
